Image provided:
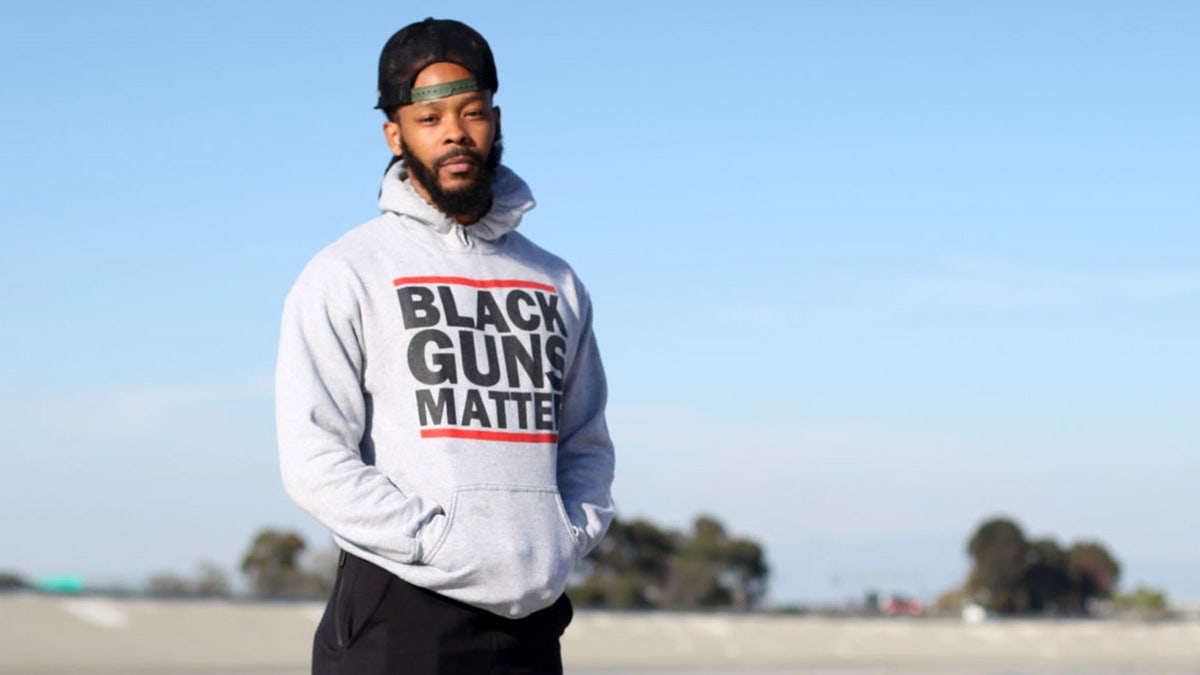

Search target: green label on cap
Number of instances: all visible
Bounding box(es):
[410,77,479,102]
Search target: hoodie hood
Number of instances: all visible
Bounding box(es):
[378,159,536,242]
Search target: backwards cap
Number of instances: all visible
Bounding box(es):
[375,18,499,109]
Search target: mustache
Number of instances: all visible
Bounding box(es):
[435,148,485,168]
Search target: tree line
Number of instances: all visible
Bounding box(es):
[230,515,771,610]
[138,514,772,610]
[2,513,1170,617]
[958,515,1166,616]
[571,515,769,610]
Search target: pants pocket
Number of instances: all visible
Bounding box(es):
[334,551,395,649]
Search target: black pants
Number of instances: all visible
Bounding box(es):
[313,551,573,674]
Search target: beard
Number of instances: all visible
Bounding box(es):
[401,138,503,220]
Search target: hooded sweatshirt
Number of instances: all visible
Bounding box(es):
[276,161,615,618]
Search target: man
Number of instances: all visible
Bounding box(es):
[275,18,615,674]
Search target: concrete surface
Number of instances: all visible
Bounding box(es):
[2,594,1198,674]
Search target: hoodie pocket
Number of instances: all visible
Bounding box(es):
[423,485,581,599]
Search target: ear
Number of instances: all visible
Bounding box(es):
[492,105,502,137]
[382,120,403,156]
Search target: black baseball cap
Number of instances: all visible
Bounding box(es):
[375,18,499,110]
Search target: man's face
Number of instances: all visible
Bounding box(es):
[383,62,501,222]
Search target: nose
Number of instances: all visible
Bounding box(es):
[443,118,470,145]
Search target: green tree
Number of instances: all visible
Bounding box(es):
[660,515,770,610]
[572,515,769,611]
[1066,541,1120,609]
[147,562,231,598]
[192,561,232,598]
[0,572,29,590]
[1023,538,1071,613]
[1114,585,1168,617]
[146,572,192,596]
[571,518,677,608]
[663,516,730,608]
[241,529,328,599]
[966,517,1031,612]
[964,516,1123,616]
[720,536,770,610]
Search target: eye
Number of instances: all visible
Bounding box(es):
[464,109,485,119]
[419,114,439,124]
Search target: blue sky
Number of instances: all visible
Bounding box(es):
[1,1,1196,604]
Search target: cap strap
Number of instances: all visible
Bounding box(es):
[410,77,479,102]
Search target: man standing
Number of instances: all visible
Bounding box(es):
[275,18,615,674]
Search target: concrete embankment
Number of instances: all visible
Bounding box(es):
[2,594,1198,674]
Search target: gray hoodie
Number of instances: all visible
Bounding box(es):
[275,161,615,618]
